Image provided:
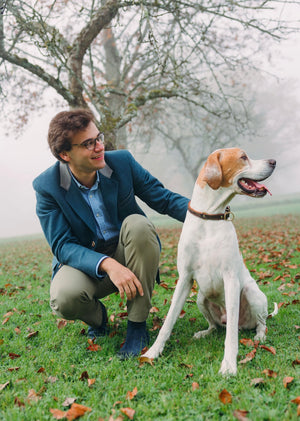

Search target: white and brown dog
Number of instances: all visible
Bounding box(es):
[144,148,277,376]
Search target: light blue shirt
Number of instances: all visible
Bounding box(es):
[69,168,119,277]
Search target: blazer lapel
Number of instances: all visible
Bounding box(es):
[59,162,96,233]
[99,168,119,227]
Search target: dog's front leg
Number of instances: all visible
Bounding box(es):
[219,276,240,376]
[143,275,193,359]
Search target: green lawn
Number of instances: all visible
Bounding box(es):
[0,214,299,420]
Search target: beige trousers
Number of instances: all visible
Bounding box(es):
[50,215,160,326]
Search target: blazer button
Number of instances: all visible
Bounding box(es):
[91,241,96,248]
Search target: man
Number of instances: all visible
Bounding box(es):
[33,109,189,359]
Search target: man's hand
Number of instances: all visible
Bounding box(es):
[99,257,144,301]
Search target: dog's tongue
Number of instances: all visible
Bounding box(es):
[252,180,272,196]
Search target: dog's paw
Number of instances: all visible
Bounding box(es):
[219,359,237,376]
[254,332,266,342]
[142,346,161,360]
[193,327,215,339]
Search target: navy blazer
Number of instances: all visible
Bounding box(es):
[33,150,189,279]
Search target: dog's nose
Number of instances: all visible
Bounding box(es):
[269,159,276,168]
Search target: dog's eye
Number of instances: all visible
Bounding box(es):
[241,155,248,161]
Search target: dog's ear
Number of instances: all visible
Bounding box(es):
[203,150,222,190]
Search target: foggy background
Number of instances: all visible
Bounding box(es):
[0,30,300,239]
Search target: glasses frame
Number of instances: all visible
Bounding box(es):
[72,132,105,151]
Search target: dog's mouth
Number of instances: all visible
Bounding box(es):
[238,178,272,197]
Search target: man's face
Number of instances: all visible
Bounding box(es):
[59,121,106,176]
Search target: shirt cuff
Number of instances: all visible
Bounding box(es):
[96,255,109,278]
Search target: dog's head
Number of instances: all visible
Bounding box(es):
[198,148,276,197]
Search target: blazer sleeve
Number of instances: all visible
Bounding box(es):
[34,183,105,280]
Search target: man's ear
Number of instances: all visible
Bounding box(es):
[59,151,70,162]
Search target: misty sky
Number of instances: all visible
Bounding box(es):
[1,24,300,239]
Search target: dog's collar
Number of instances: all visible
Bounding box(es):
[188,202,234,221]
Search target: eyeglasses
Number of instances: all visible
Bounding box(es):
[72,132,104,150]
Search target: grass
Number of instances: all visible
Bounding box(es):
[0,215,299,420]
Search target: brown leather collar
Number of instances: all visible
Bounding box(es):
[188,202,234,221]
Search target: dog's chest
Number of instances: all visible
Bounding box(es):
[178,218,241,282]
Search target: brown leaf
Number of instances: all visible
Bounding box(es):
[283,376,294,388]
[139,356,154,367]
[240,338,254,348]
[292,359,300,368]
[14,397,25,407]
[233,409,250,420]
[62,397,77,407]
[27,389,41,402]
[57,319,68,329]
[179,310,186,318]
[192,382,199,390]
[262,369,277,378]
[7,366,20,372]
[219,389,232,404]
[26,331,39,339]
[120,407,135,420]
[291,397,300,405]
[149,306,159,313]
[260,345,276,355]
[126,387,138,400]
[9,352,21,359]
[239,348,256,364]
[86,339,101,352]
[250,378,265,387]
[67,403,92,420]
[14,327,21,334]
[79,371,89,381]
[0,381,10,391]
[88,379,96,387]
[50,408,66,419]
[37,367,45,373]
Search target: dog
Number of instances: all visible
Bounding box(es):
[143,148,277,376]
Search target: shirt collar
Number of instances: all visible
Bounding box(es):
[67,166,100,191]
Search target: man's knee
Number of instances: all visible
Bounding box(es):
[122,214,159,250]
[50,267,93,319]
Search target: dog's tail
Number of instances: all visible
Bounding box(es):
[268,302,278,319]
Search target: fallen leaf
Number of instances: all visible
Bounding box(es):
[62,397,77,407]
[37,367,45,373]
[250,378,265,387]
[79,371,89,381]
[120,407,135,420]
[240,338,255,348]
[239,348,256,364]
[14,397,25,407]
[139,356,154,367]
[50,408,66,419]
[292,359,300,368]
[233,409,250,420]
[219,389,232,404]
[7,367,20,372]
[260,345,276,355]
[26,331,39,339]
[126,387,138,400]
[283,376,294,388]
[179,310,186,318]
[50,403,92,420]
[27,388,41,402]
[57,319,68,329]
[9,352,21,359]
[192,382,199,390]
[86,339,101,352]
[88,378,96,387]
[291,397,300,405]
[0,381,9,391]
[262,369,277,378]
[149,306,159,313]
